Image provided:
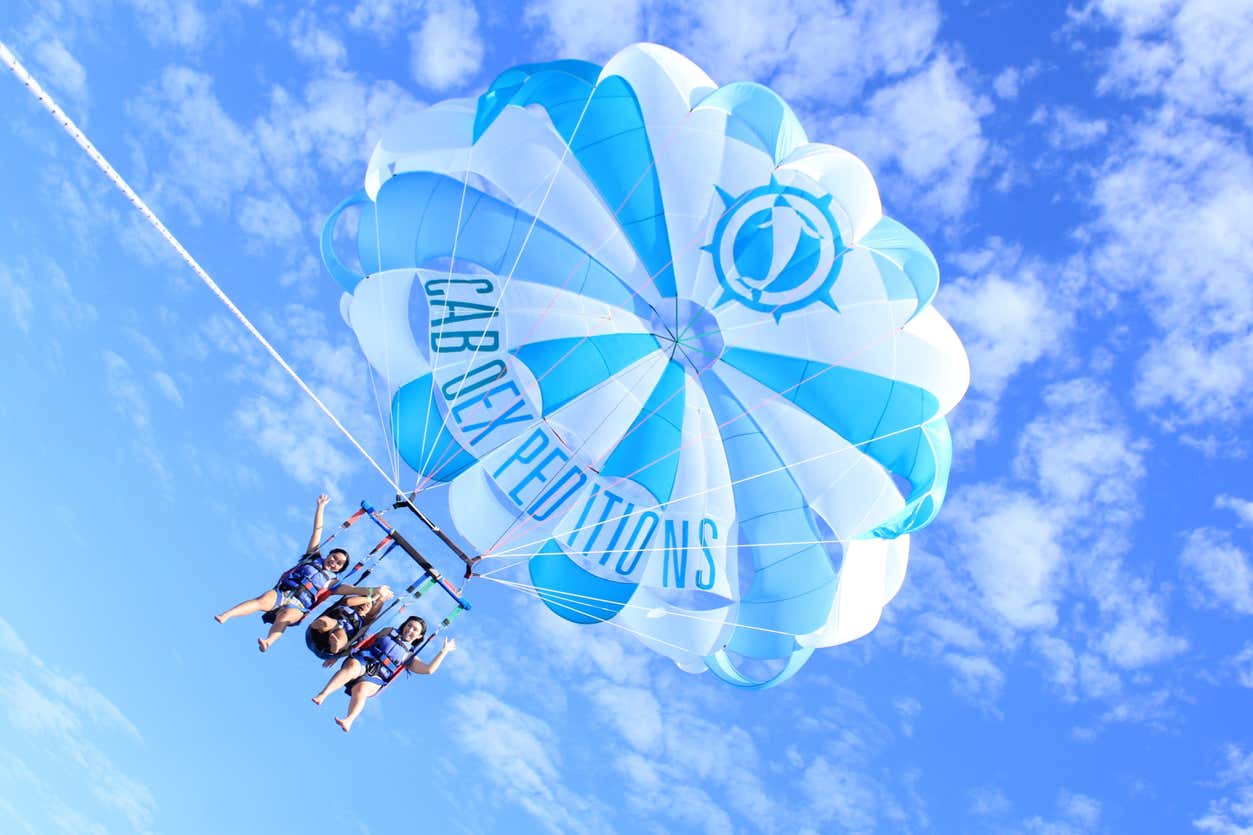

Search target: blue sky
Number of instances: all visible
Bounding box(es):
[1,0,1251,833]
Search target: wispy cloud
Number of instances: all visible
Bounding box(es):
[1195,745,1253,834]
[102,348,175,494]
[1023,790,1101,835]
[1217,494,1253,529]
[0,616,156,833]
[409,0,485,91]
[834,52,991,218]
[1074,2,1253,439]
[1180,527,1253,615]
[451,691,603,834]
[126,0,207,49]
[32,38,87,105]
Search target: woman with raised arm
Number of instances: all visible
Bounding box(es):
[215,494,373,651]
[311,616,456,732]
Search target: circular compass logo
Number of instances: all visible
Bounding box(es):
[708,180,846,318]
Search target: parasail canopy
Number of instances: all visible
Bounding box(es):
[322,43,970,689]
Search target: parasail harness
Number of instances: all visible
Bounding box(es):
[309,500,473,680]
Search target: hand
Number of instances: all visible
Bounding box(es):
[316,494,330,507]
[441,638,456,654]
[376,585,393,600]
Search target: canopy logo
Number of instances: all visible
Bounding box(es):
[708,180,846,319]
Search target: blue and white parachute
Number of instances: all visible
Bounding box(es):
[322,44,969,688]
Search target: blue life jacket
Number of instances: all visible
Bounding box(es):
[362,630,414,680]
[278,555,336,609]
[325,601,365,640]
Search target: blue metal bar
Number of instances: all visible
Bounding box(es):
[359,501,473,611]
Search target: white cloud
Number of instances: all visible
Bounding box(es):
[1093,0,1253,123]
[1096,589,1188,669]
[152,370,183,406]
[254,74,424,196]
[1079,27,1253,432]
[948,486,1067,629]
[676,0,941,103]
[585,682,662,752]
[1059,791,1101,829]
[127,68,259,218]
[450,691,598,834]
[126,0,207,49]
[944,652,1006,704]
[1194,745,1253,834]
[33,38,87,104]
[1180,528,1253,615]
[409,0,485,91]
[0,617,155,833]
[909,377,1184,714]
[524,0,647,61]
[1022,790,1102,834]
[237,194,304,251]
[128,63,422,259]
[1232,643,1253,689]
[799,756,879,834]
[970,785,1011,816]
[348,0,425,38]
[197,305,387,494]
[0,259,97,338]
[103,350,152,432]
[1014,379,1146,511]
[835,52,990,218]
[1031,105,1110,150]
[286,12,348,67]
[1217,494,1253,528]
[0,263,35,333]
[1034,635,1079,699]
[524,0,947,121]
[893,695,921,737]
[992,63,1044,100]
[945,244,1073,402]
[102,349,175,494]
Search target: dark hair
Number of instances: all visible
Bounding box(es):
[325,548,350,569]
[400,616,427,641]
[305,621,338,659]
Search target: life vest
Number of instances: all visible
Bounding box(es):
[363,630,413,681]
[325,601,365,640]
[277,555,336,609]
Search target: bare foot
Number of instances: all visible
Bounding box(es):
[214,614,226,624]
[312,695,325,706]
[335,717,352,733]
[258,637,270,653]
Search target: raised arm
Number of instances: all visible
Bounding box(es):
[307,493,330,554]
[408,638,456,675]
[329,583,374,597]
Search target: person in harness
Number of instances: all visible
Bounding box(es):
[311,616,456,732]
[305,584,394,660]
[215,494,373,651]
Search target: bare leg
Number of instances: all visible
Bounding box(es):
[259,608,304,652]
[336,680,381,732]
[216,590,278,624]
[313,658,364,705]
